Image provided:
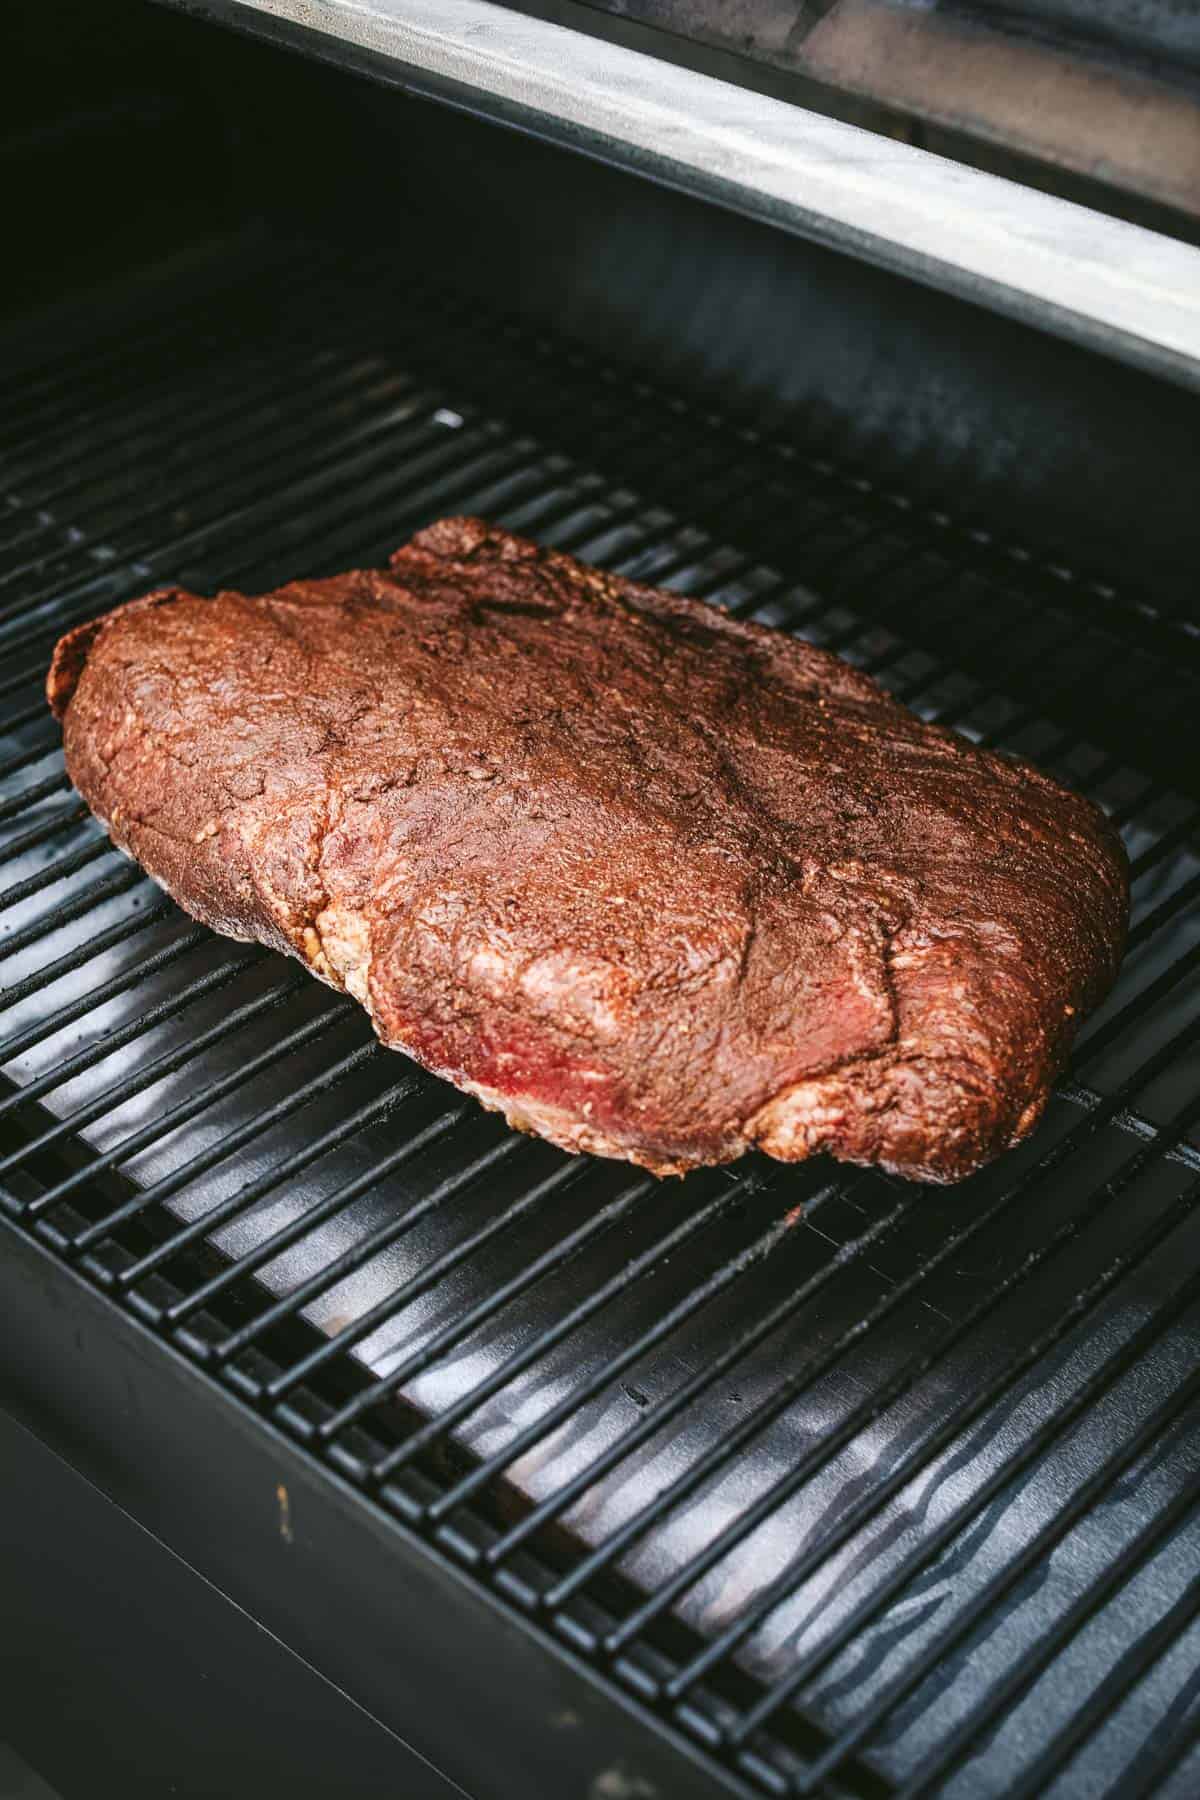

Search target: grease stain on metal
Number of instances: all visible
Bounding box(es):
[590,1764,658,1800]
[277,1481,294,1544]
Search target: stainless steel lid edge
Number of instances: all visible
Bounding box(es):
[213,0,1200,391]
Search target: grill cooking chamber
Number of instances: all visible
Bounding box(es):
[2,6,1200,1797]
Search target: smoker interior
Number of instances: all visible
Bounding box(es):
[4,9,1200,1798]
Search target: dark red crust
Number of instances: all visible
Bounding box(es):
[47,516,1129,1181]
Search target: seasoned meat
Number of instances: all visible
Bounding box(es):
[47,516,1128,1182]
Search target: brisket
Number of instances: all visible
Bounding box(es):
[47,516,1129,1182]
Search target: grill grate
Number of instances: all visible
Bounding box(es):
[3,237,1200,1799]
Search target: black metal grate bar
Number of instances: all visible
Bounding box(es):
[159,1100,476,1329]
[898,1478,1200,1796]
[0,252,400,504]
[706,1140,1200,1761]
[29,998,356,1229]
[0,861,145,960]
[0,798,88,867]
[0,897,177,1015]
[0,835,116,913]
[526,1020,1200,1655]
[0,242,313,439]
[0,948,266,1121]
[1007,1580,1200,1800]
[479,984,1200,1579]
[0,771,70,824]
[2,258,402,497]
[390,1173,850,1500]
[89,1069,427,1278]
[803,1335,1200,1791]
[70,1044,402,1267]
[269,1162,762,1410]
[330,1171,896,1456]
[0,923,206,1064]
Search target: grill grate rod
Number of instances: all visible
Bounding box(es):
[480,965,1200,1577]
[0,924,205,1066]
[7,343,1173,950]
[0,272,533,599]
[2,260,719,635]
[207,1139,578,1393]
[0,446,780,1000]
[0,443,694,835]
[126,1118,522,1307]
[4,464,1194,1195]
[0,772,70,825]
[2,695,65,735]
[11,300,1108,774]
[0,248,394,483]
[0,418,524,663]
[217,412,766,618]
[162,1101,582,1332]
[160,1100,476,1333]
[27,997,356,1229]
[437,1189,865,1541]
[695,1090,1200,1735]
[1,655,71,706]
[81,1069,428,1281]
[0,948,265,1124]
[497,299,1200,671]
[0,835,116,915]
[323,1161,882,1455]
[0,738,67,787]
[4,420,560,676]
[0,362,431,600]
[863,607,1100,758]
[1077,941,1200,1064]
[322,1166,881,1447]
[743,1125,1200,1739]
[0,406,503,635]
[469,1172,920,1565]
[2,257,601,575]
[524,1010,1200,1623]
[1127,870,1200,950]
[346,1165,786,1485]
[3,520,1156,987]
[4,256,1199,1799]
[0,897,176,1017]
[799,1306,1200,1791]
[1126,809,1200,877]
[0,862,144,963]
[0,471,888,1116]
[571,490,1171,837]
[552,502,1129,849]
[897,1476,1200,1796]
[808,536,1154,783]
[576,1019,1200,1665]
[7,478,1194,1375]
[225,1160,659,1416]
[1006,1575,1200,1800]
[0,242,314,446]
[2,471,871,946]
[1112,1704,1200,1800]
[263,1161,776,1410]
[0,799,88,868]
[1,258,425,511]
[939,633,1112,747]
[817,548,1037,679]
